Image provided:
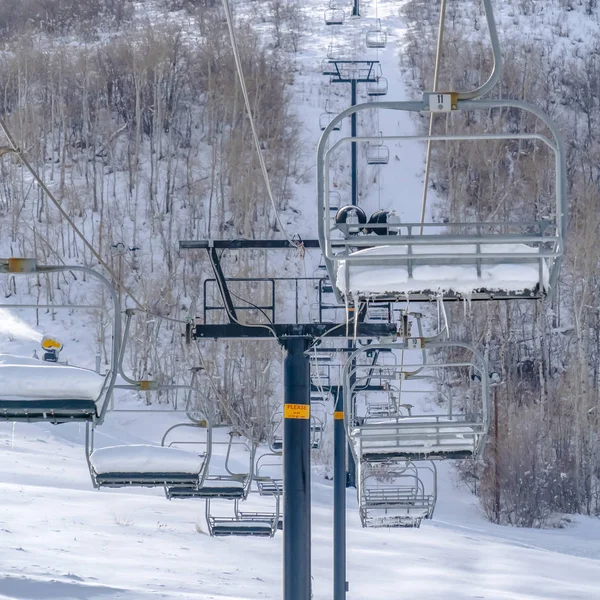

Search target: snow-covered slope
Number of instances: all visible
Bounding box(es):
[1,415,599,600]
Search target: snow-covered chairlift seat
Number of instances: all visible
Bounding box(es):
[358,460,437,528]
[366,77,388,97]
[0,356,107,424]
[317,100,567,304]
[335,236,552,303]
[206,496,280,538]
[166,432,255,500]
[89,445,207,488]
[354,417,483,461]
[345,342,490,462]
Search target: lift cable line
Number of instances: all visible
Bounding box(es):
[0,118,194,328]
[220,0,302,251]
[0,121,130,304]
[419,0,504,232]
[419,0,447,234]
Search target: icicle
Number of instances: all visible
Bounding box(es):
[465,292,473,317]
[439,294,450,337]
[353,301,361,343]
[344,293,350,338]
[11,422,15,449]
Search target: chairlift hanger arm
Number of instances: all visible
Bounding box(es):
[179,239,321,250]
[458,0,503,100]
[421,0,503,102]
[194,322,396,341]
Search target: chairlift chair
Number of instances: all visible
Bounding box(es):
[89,444,208,489]
[358,460,437,528]
[255,453,282,498]
[268,408,284,453]
[206,496,280,537]
[366,140,390,165]
[327,43,344,60]
[366,77,388,97]
[0,364,105,424]
[254,453,284,530]
[319,111,342,132]
[310,361,331,388]
[88,420,211,490]
[365,21,387,49]
[344,341,490,463]
[165,430,255,500]
[317,102,567,304]
[365,394,398,419]
[324,7,344,25]
[310,414,326,450]
[0,260,120,425]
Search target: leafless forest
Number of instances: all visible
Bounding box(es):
[403,0,600,524]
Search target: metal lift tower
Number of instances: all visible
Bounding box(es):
[179,239,396,600]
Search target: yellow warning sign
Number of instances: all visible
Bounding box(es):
[334,411,344,420]
[284,404,310,419]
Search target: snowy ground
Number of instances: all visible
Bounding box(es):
[1,414,600,600]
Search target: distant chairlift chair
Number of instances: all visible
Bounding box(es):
[320,100,342,132]
[255,452,283,530]
[269,408,284,453]
[165,430,255,500]
[205,450,282,537]
[87,420,211,490]
[310,413,326,450]
[205,494,280,538]
[365,20,387,49]
[358,460,437,528]
[344,341,490,463]
[324,7,344,25]
[366,76,388,97]
[366,135,390,165]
